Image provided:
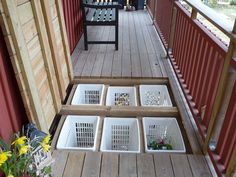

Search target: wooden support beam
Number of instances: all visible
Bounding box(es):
[31,0,61,113]
[55,0,73,82]
[60,105,179,117]
[203,23,236,153]
[1,0,48,132]
[72,77,169,85]
[41,0,66,100]
[168,7,177,51]
[226,146,236,177]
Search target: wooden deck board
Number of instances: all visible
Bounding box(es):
[72,10,164,78]
[52,152,213,177]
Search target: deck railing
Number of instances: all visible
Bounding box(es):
[147,0,236,176]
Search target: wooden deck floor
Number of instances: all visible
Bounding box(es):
[52,151,213,177]
[71,10,167,78]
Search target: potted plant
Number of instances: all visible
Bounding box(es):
[0,131,52,177]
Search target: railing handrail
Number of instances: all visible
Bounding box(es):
[183,0,236,41]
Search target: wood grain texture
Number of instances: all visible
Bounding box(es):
[188,155,212,177]
[137,154,156,177]
[171,154,194,177]
[63,152,85,177]
[100,153,119,177]
[72,10,165,78]
[119,154,137,177]
[52,150,69,177]
[82,152,102,177]
[154,154,174,177]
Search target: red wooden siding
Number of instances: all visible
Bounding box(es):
[0,29,28,141]
[62,0,83,53]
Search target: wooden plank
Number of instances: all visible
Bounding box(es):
[137,154,156,177]
[55,0,73,81]
[154,154,174,177]
[99,26,110,53]
[148,53,162,77]
[122,10,130,52]
[60,105,179,117]
[119,154,137,177]
[73,78,169,85]
[171,154,194,177]
[140,53,152,77]
[128,11,138,54]
[31,0,61,113]
[52,150,69,177]
[27,36,41,59]
[122,52,132,77]
[101,52,114,77]
[2,0,48,131]
[63,152,85,177]
[81,52,97,77]
[17,2,34,25]
[82,152,102,177]
[16,0,29,6]
[74,52,89,76]
[112,51,122,77]
[131,52,142,77]
[51,116,66,150]
[22,18,37,44]
[41,0,66,100]
[100,153,119,177]
[91,53,105,77]
[187,155,212,177]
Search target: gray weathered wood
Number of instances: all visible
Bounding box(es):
[82,152,102,177]
[137,154,156,177]
[63,152,85,177]
[154,154,174,177]
[171,154,194,177]
[119,154,137,177]
[188,155,212,177]
[100,153,119,177]
[52,150,69,177]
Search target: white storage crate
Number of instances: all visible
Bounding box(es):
[56,115,100,151]
[139,85,172,106]
[143,117,186,153]
[106,86,137,106]
[100,118,140,153]
[71,84,105,105]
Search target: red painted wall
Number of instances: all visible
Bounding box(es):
[0,28,28,142]
[62,0,83,53]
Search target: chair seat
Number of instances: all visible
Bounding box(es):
[86,8,116,24]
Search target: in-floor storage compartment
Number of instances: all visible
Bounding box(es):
[57,115,100,151]
[100,118,140,153]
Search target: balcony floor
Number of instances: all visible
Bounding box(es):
[52,10,214,177]
[71,10,167,78]
[52,151,213,177]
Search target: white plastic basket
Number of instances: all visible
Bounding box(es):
[100,118,140,153]
[143,117,186,153]
[139,85,172,107]
[106,86,137,106]
[56,115,100,151]
[71,84,105,105]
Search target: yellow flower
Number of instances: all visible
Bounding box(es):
[0,151,11,167]
[7,174,14,177]
[12,136,27,146]
[19,145,29,156]
[42,135,51,144]
[42,144,51,152]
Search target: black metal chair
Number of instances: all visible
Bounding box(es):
[81,0,120,50]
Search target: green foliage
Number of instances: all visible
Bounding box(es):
[0,132,52,177]
[230,0,236,5]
